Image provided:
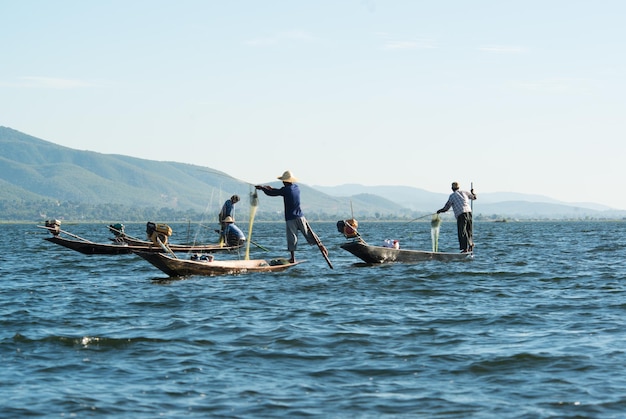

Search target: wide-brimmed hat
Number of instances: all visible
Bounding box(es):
[277,170,298,183]
[223,216,235,223]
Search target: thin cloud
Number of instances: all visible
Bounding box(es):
[1,76,97,89]
[244,31,317,47]
[375,32,437,50]
[513,77,595,93]
[479,45,527,54]
[282,30,317,41]
[243,37,277,47]
[383,39,437,50]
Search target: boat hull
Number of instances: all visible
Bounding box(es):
[134,251,301,277]
[45,235,240,255]
[45,236,143,254]
[114,236,241,253]
[340,240,472,264]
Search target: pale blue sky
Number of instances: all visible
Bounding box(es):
[2,1,625,209]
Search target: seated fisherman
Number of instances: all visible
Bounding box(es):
[221,216,246,247]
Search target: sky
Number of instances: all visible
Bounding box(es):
[2,1,625,209]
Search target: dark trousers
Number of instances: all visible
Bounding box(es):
[456,212,473,251]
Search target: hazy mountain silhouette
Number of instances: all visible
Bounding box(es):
[0,127,399,219]
[312,184,618,218]
[1,126,623,220]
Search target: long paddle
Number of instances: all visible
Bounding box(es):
[405,213,437,225]
[304,219,333,269]
[156,236,177,258]
[250,240,269,251]
[38,225,94,243]
[107,225,144,242]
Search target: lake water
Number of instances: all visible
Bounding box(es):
[2,220,626,418]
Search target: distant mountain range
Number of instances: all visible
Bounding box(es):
[313,184,622,219]
[1,126,624,221]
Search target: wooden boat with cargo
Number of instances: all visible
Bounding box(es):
[340,239,472,264]
[133,251,302,277]
[336,218,472,264]
[107,222,242,253]
[39,220,240,255]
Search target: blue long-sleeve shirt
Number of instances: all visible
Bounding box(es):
[219,199,235,222]
[260,183,303,221]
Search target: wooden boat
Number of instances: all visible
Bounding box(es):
[108,234,240,253]
[44,235,150,255]
[108,235,238,252]
[336,218,472,264]
[39,223,240,255]
[133,251,302,277]
[107,223,242,253]
[340,239,472,264]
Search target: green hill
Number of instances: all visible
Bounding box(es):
[3,126,621,222]
[0,126,404,221]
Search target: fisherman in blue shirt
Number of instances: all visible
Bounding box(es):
[255,170,324,263]
[219,194,240,231]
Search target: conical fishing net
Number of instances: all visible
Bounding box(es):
[431,214,441,252]
[245,189,259,260]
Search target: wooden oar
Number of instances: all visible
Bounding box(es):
[405,213,437,225]
[37,225,94,242]
[304,219,333,269]
[107,225,143,242]
[206,225,268,251]
[250,240,269,251]
[156,236,177,258]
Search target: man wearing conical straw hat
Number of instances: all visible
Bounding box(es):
[220,216,246,247]
[256,170,327,264]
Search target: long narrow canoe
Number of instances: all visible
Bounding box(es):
[134,251,301,277]
[341,239,472,264]
[44,235,148,255]
[40,226,240,255]
[44,235,240,255]
[112,236,240,253]
[107,225,242,253]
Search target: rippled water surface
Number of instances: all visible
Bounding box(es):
[2,221,626,418]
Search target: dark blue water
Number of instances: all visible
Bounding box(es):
[2,221,626,418]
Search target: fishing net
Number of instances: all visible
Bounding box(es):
[431,214,441,252]
[245,188,259,260]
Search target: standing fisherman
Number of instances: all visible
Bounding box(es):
[437,182,477,253]
[255,170,328,264]
[218,194,240,240]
